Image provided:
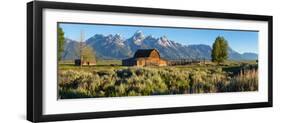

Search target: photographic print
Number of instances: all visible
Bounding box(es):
[27,1,272,122]
[57,23,259,99]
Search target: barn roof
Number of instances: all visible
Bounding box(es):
[133,49,159,58]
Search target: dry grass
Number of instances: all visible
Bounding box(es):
[58,63,258,99]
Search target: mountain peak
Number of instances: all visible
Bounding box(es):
[133,30,145,39]
[131,30,145,45]
[114,33,122,39]
[92,34,105,38]
[158,35,173,47]
[160,35,168,41]
[135,30,143,34]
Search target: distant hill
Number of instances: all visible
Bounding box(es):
[62,38,79,60]
[241,52,258,60]
[62,30,258,61]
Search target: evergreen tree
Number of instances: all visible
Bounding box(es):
[58,27,65,61]
[211,36,228,64]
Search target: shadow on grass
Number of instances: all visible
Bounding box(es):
[59,89,91,99]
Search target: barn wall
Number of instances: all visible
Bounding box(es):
[122,49,167,67]
[149,50,160,58]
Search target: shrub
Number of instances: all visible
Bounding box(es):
[227,69,258,92]
[58,65,258,99]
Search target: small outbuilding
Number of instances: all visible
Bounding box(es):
[75,59,96,66]
[122,49,167,67]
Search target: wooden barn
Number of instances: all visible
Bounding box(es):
[122,49,167,67]
[74,59,96,66]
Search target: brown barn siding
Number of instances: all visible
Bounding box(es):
[122,49,167,67]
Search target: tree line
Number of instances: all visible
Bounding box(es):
[58,27,96,62]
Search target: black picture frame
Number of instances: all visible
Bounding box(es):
[27,1,273,122]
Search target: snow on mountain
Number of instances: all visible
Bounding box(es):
[62,30,258,60]
[85,34,131,59]
[132,30,145,45]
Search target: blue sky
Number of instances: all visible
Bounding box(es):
[59,23,258,54]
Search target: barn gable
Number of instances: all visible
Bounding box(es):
[122,49,167,67]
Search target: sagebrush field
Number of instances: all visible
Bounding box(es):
[58,60,258,99]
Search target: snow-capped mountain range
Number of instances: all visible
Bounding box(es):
[62,30,258,60]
